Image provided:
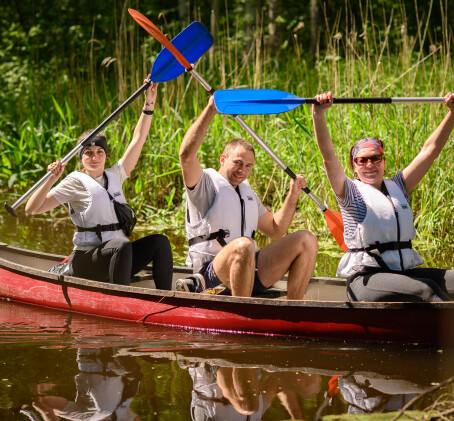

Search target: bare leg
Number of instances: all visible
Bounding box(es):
[213,237,256,297]
[257,230,318,300]
[217,367,260,415]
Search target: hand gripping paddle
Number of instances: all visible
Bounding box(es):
[213,88,447,115]
[129,9,347,251]
[4,20,213,217]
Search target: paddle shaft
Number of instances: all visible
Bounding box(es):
[4,82,150,217]
[310,97,445,104]
[187,68,328,212]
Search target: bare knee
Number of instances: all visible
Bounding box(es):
[229,237,256,261]
[293,230,318,255]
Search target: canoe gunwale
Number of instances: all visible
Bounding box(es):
[0,243,453,310]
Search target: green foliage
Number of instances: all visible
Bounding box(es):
[0,0,453,252]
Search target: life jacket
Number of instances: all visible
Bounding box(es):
[68,170,128,248]
[186,168,259,271]
[337,179,423,277]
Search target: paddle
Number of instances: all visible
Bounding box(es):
[128,10,347,251]
[4,26,213,218]
[213,89,447,115]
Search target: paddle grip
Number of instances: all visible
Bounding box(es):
[4,202,18,217]
[285,168,296,179]
[304,98,393,104]
[308,97,445,104]
[334,98,392,104]
[5,82,150,217]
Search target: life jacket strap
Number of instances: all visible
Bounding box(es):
[76,223,122,241]
[348,240,412,254]
[348,241,412,271]
[188,229,230,247]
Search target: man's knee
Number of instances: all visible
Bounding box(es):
[293,230,318,254]
[229,237,256,259]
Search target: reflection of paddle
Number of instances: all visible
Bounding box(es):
[313,375,341,421]
[19,408,41,421]
[128,10,347,251]
[213,89,447,115]
[4,29,213,218]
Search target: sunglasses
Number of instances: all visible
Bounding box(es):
[354,155,384,166]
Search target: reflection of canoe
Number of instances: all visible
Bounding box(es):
[1,243,453,345]
[1,299,453,386]
[116,345,454,386]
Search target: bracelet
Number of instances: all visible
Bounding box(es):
[142,109,154,115]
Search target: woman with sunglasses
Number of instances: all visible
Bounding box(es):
[25,79,173,289]
[312,91,454,302]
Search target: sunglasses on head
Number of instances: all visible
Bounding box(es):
[354,155,384,166]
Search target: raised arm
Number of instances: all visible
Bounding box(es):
[25,161,65,215]
[120,80,158,176]
[258,175,307,239]
[179,96,218,189]
[402,92,454,193]
[312,92,347,200]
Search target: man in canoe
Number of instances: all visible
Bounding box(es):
[312,91,454,302]
[177,96,318,298]
[25,79,173,289]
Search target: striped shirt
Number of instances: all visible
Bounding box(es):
[335,173,409,238]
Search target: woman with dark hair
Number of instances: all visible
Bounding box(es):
[312,91,454,302]
[25,80,173,289]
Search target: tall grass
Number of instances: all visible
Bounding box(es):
[0,0,453,258]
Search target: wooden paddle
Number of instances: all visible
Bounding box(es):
[128,10,347,251]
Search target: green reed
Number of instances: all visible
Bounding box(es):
[0,0,453,254]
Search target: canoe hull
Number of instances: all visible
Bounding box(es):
[0,244,453,345]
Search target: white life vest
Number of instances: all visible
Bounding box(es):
[68,170,127,248]
[186,168,259,271]
[337,179,423,277]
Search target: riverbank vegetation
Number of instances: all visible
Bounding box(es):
[1,0,453,256]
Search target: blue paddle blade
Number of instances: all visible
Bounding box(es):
[150,22,213,83]
[214,89,306,115]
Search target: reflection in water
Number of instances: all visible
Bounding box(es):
[1,301,453,420]
[337,375,428,415]
[32,349,142,421]
[187,363,321,420]
[22,348,444,421]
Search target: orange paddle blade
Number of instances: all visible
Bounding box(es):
[128,9,192,70]
[324,208,347,251]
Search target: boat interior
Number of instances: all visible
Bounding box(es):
[0,242,348,301]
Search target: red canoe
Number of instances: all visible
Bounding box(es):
[0,242,452,345]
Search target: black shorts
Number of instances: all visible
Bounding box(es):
[198,251,268,296]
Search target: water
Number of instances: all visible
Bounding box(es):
[1,301,453,421]
[0,200,453,420]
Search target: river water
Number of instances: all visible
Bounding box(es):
[0,202,453,420]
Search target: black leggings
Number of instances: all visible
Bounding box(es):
[347,267,454,302]
[69,235,173,289]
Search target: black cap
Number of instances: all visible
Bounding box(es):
[78,136,109,159]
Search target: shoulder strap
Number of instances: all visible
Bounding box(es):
[235,186,245,237]
[103,172,116,202]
